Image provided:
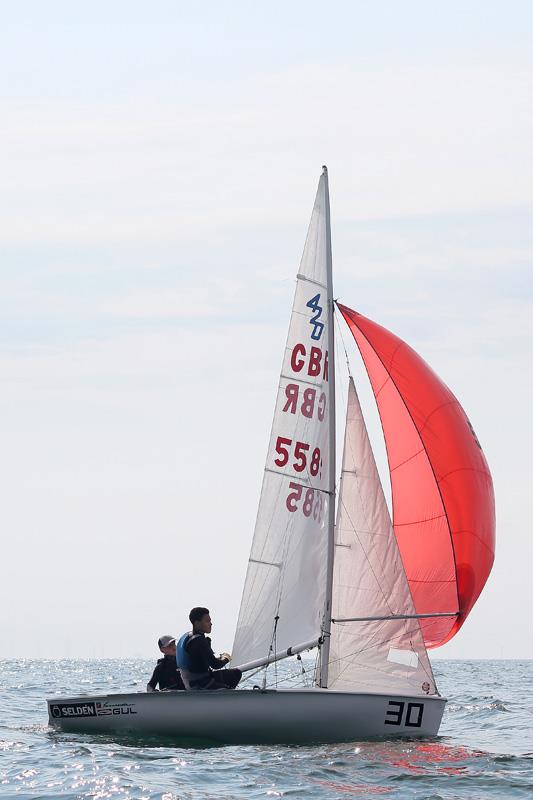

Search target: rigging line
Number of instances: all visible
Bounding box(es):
[248,500,326,675]
[325,658,432,694]
[264,670,313,690]
[274,616,279,687]
[329,649,435,694]
[262,614,280,690]
[327,617,444,687]
[328,614,447,665]
[271,520,289,666]
[331,616,441,670]
[327,617,392,684]
[240,653,317,688]
[272,492,304,635]
[343,472,399,603]
[334,309,353,378]
[331,332,349,492]
[240,510,293,640]
[239,529,293,641]
[333,372,406,607]
[337,493,395,616]
[329,649,426,684]
[407,636,436,689]
[346,460,431,640]
[240,666,267,683]
[264,650,320,690]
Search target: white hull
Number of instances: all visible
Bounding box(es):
[48,689,446,745]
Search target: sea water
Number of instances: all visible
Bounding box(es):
[0,659,532,799]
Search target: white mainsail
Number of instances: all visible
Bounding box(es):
[232,172,332,667]
[328,378,437,696]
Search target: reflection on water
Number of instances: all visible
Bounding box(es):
[312,780,393,794]
[370,740,476,774]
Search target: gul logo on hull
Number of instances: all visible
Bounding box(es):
[95,701,137,716]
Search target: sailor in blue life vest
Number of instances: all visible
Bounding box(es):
[176,607,242,690]
[146,635,185,692]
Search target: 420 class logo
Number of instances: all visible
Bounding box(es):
[306,294,324,341]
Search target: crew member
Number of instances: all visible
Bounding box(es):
[176,607,242,690]
[147,635,185,692]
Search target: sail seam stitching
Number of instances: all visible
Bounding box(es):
[390,447,426,472]
[393,513,446,526]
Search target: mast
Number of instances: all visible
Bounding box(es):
[318,165,336,688]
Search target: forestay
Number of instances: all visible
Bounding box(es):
[232,174,332,667]
[328,378,437,696]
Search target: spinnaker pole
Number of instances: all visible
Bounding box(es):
[318,165,336,688]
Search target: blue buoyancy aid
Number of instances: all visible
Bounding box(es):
[176,631,211,689]
[176,632,193,671]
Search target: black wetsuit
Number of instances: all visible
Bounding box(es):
[147,654,185,691]
[185,633,241,690]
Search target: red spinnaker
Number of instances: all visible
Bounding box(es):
[338,303,495,648]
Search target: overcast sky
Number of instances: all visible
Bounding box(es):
[0,1,532,661]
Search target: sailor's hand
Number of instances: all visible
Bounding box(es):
[219,652,231,663]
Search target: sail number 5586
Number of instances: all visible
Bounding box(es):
[274,436,321,476]
[286,482,325,522]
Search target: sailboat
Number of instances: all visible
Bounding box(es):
[47,168,495,744]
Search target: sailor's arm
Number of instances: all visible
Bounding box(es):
[206,640,231,669]
[146,663,161,692]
